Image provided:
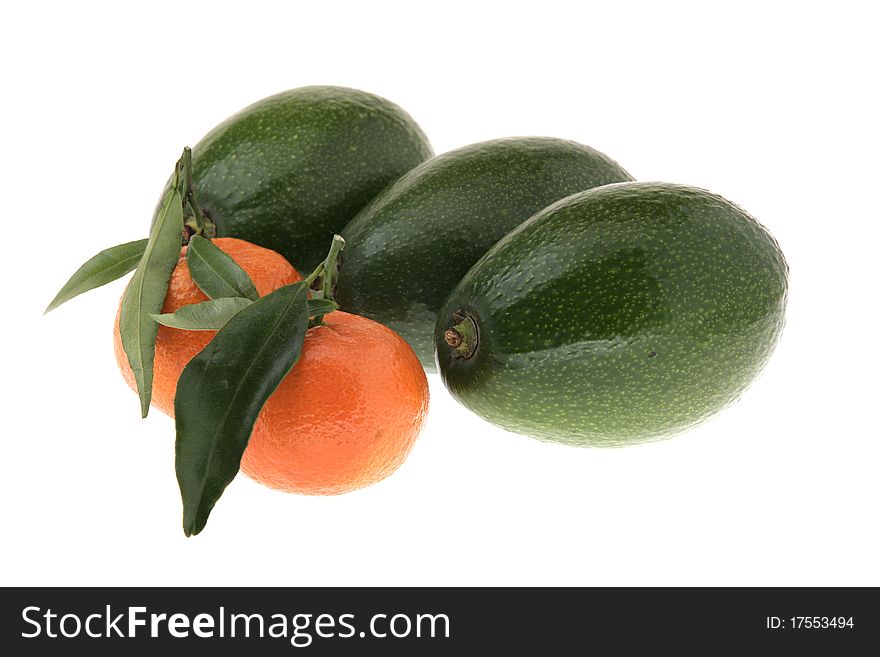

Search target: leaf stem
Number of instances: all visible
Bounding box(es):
[321,235,345,299]
[182,147,210,237]
[172,153,183,191]
[310,235,345,325]
[303,262,325,288]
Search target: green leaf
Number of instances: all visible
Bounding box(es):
[175,282,310,536]
[45,239,149,313]
[151,297,253,331]
[186,235,259,301]
[120,188,184,417]
[307,298,338,316]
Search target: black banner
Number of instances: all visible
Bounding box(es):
[1,587,876,654]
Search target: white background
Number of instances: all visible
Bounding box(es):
[2,1,878,586]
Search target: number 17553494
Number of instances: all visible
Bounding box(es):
[790,617,854,629]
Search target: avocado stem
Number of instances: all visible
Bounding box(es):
[445,312,479,359]
[444,329,463,348]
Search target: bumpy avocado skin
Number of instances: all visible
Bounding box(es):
[435,182,788,446]
[335,138,633,369]
[159,86,432,273]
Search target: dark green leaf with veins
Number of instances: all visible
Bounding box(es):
[151,297,253,331]
[307,298,338,317]
[186,235,259,301]
[119,188,184,417]
[175,282,310,536]
[45,239,148,313]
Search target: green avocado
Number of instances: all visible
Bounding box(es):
[155,86,432,272]
[335,137,633,368]
[435,182,788,446]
